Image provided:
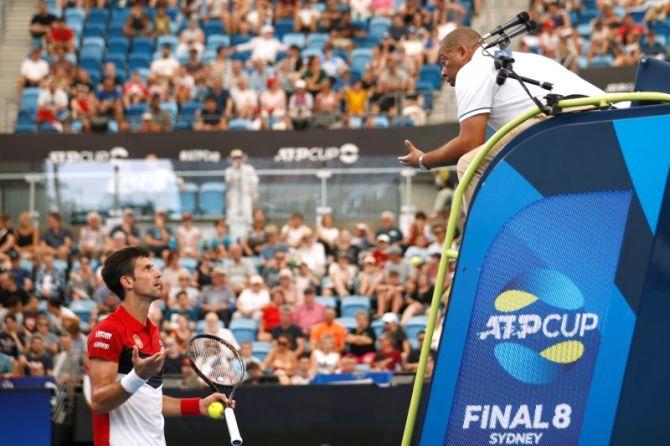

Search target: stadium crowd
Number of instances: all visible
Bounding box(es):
[15,0,477,133]
[0,196,457,386]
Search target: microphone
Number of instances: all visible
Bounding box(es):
[484,20,537,49]
[481,11,530,41]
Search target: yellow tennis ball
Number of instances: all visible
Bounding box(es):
[208,402,224,419]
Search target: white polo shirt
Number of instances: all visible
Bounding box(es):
[455,48,605,131]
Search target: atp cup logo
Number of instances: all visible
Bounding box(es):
[478,269,599,385]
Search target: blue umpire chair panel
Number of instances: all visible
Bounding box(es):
[199,182,226,215]
[229,318,258,343]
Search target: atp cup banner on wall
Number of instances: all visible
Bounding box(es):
[444,191,630,445]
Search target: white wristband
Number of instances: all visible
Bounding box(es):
[418,155,430,172]
[120,369,147,394]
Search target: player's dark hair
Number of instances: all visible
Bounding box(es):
[101,247,150,300]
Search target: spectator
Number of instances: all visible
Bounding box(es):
[37,78,69,132]
[404,330,428,372]
[259,77,288,119]
[53,332,86,383]
[168,272,199,308]
[0,315,25,358]
[15,212,39,259]
[259,225,286,262]
[177,213,201,258]
[269,306,305,355]
[373,333,403,372]
[641,29,667,60]
[194,95,227,130]
[35,254,65,301]
[262,251,291,288]
[281,213,311,249]
[200,267,235,325]
[292,286,324,335]
[40,212,73,260]
[206,219,233,256]
[310,307,347,352]
[95,76,126,130]
[262,334,297,384]
[404,234,430,263]
[68,256,96,301]
[344,80,368,116]
[225,149,259,240]
[289,79,314,129]
[108,209,141,247]
[291,353,313,384]
[0,215,15,258]
[293,231,327,278]
[162,336,186,376]
[235,275,270,320]
[588,20,612,66]
[180,17,206,45]
[151,44,180,81]
[153,6,172,36]
[143,211,173,257]
[124,4,151,37]
[162,251,190,289]
[376,211,403,244]
[233,24,286,64]
[242,209,268,257]
[328,252,358,297]
[277,268,301,306]
[142,94,173,132]
[296,0,321,32]
[345,311,377,363]
[6,251,31,292]
[259,288,285,337]
[19,48,50,91]
[0,351,15,376]
[400,272,432,325]
[351,0,373,20]
[76,212,103,257]
[19,336,53,376]
[376,268,406,317]
[202,311,239,349]
[351,223,373,252]
[49,18,75,53]
[30,2,57,40]
[614,29,642,67]
[310,334,340,375]
[381,312,410,360]
[169,314,194,352]
[223,244,256,293]
[356,255,383,297]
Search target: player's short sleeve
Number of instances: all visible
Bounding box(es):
[455,58,496,123]
[87,321,123,362]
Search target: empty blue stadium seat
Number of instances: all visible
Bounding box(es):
[282,33,306,48]
[15,123,37,133]
[307,33,329,49]
[336,317,357,331]
[80,45,104,62]
[301,48,323,60]
[419,64,442,90]
[203,19,224,37]
[227,118,251,130]
[369,17,391,39]
[275,19,294,39]
[157,34,179,50]
[83,23,106,38]
[200,182,226,215]
[128,53,151,70]
[340,296,371,318]
[108,36,130,54]
[21,88,40,111]
[371,116,390,128]
[131,36,154,54]
[230,318,258,343]
[207,34,230,50]
[110,7,130,24]
[179,182,198,214]
[104,53,127,70]
[405,315,428,341]
[179,257,197,273]
[315,296,337,308]
[87,8,110,25]
[252,342,272,362]
[371,319,384,338]
[64,8,85,26]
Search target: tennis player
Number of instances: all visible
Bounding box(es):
[398,27,605,210]
[87,247,235,446]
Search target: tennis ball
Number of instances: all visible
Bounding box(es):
[208,402,224,419]
[411,256,422,267]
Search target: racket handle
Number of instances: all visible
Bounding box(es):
[224,407,243,445]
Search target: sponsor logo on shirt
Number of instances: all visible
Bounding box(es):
[95,330,113,340]
[93,341,110,350]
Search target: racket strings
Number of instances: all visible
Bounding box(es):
[187,337,245,387]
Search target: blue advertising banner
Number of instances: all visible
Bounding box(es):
[443,190,631,445]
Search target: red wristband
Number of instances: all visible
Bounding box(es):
[180,398,201,416]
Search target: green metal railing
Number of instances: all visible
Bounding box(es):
[401,92,670,446]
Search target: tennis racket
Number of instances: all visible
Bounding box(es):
[186,334,245,445]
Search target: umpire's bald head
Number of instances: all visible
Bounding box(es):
[438,28,482,87]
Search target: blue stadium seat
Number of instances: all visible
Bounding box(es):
[80,45,104,63]
[82,36,105,51]
[106,23,125,39]
[591,55,614,68]
[179,182,198,214]
[159,101,178,125]
[131,36,154,54]
[306,33,329,49]
[282,33,306,48]
[202,49,217,63]
[195,319,222,334]
[231,34,252,46]
[110,7,130,25]
[336,317,357,331]
[64,8,85,26]
[83,23,106,38]
[275,19,295,39]
[229,318,258,343]
[21,88,40,111]
[203,19,224,37]
[405,315,428,340]
[128,53,151,70]
[108,36,130,54]
[371,115,390,128]
[87,8,110,25]
[179,257,197,273]
[252,342,271,362]
[15,123,37,133]
[419,64,442,90]
[315,296,337,308]
[152,257,165,271]
[126,103,148,129]
[104,53,127,71]
[200,182,226,215]
[369,17,392,40]
[79,59,101,73]
[227,118,251,130]
[157,34,179,50]
[340,296,371,318]
[371,319,384,338]
[207,34,231,50]
[166,7,181,21]
[301,48,323,60]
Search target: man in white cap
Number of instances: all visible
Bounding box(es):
[381,312,411,360]
[236,275,270,320]
[288,79,314,129]
[225,148,259,241]
[232,25,286,64]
